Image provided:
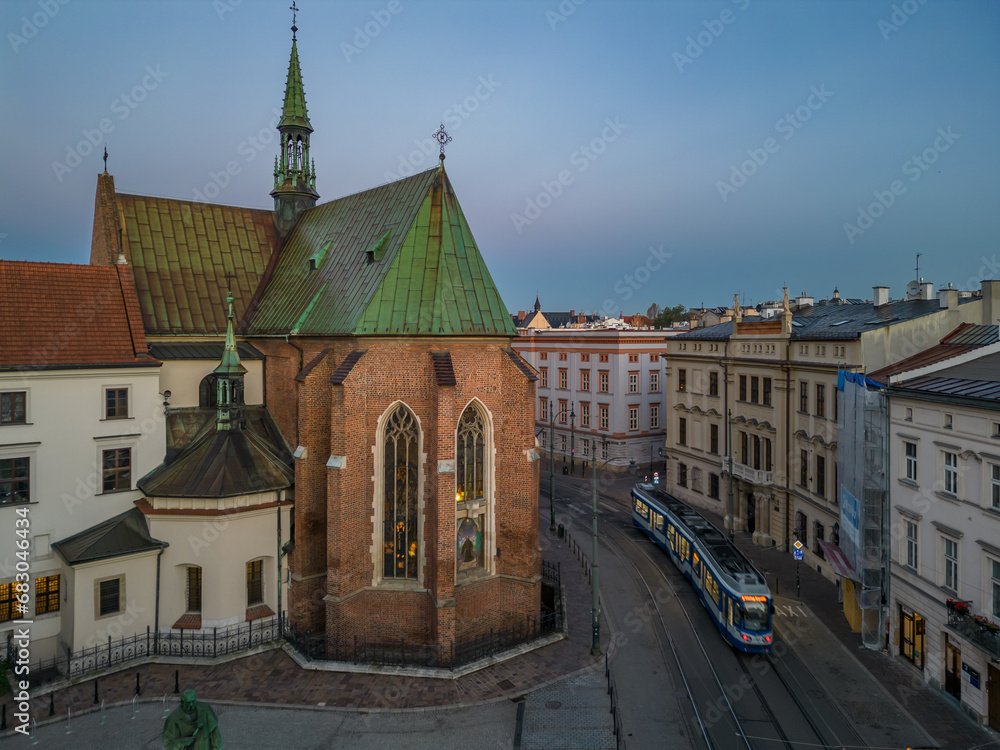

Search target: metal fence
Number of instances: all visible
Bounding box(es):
[17,616,282,687]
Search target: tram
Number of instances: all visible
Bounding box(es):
[631,483,773,653]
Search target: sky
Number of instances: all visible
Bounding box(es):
[1,0,999,317]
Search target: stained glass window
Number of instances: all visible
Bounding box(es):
[383,405,419,580]
[456,405,485,503]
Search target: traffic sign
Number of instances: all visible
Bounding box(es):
[653,472,659,485]
[794,549,804,561]
[793,540,803,550]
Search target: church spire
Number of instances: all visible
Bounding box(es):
[214,291,247,431]
[271,1,318,237]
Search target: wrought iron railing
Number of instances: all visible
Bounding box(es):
[946,605,1000,658]
[23,616,282,686]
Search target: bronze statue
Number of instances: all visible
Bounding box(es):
[162,689,222,749]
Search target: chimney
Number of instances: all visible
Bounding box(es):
[938,288,958,310]
[796,293,814,308]
[873,286,890,307]
[569,310,575,318]
[919,282,934,301]
[983,279,1000,324]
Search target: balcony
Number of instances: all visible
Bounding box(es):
[722,459,774,486]
[946,600,1000,658]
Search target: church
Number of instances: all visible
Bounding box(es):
[86,17,542,653]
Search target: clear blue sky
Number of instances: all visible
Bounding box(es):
[2,0,998,316]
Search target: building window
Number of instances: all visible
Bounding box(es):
[581,403,590,427]
[559,369,568,389]
[750,377,759,404]
[581,370,590,391]
[540,399,548,422]
[99,578,121,616]
[904,441,917,482]
[692,467,702,493]
[599,405,609,430]
[904,520,918,569]
[0,582,15,622]
[814,521,825,557]
[582,439,590,457]
[628,353,639,363]
[992,559,1000,619]
[629,407,639,431]
[558,401,568,423]
[943,451,958,495]
[559,352,567,361]
[382,404,419,580]
[763,378,772,406]
[599,354,609,362]
[456,405,486,503]
[905,407,913,421]
[34,574,59,615]
[581,353,590,362]
[649,353,659,363]
[540,368,548,388]
[944,413,953,430]
[649,372,659,393]
[678,369,687,392]
[709,473,720,499]
[799,382,808,412]
[186,566,202,612]
[540,352,548,360]
[816,455,826,497]
[739,375,747,401]
[678,417,687,445]
[800,449,808,487]
[740,431,748,464]
[102,448,131,492]
[710,424,719,454]
[943,538,958,591]
[628,372,638,394]
[709,372,719,397]
[561,435,567,451]
[246,560,264,605]
[650,405,659,430]
[599,372,609,393]
[816,384,826,418]
[795,511,808,545]
[991,464,1000,510]
[764,439,772,471]
[105,387,129,419]
[601,441,609,460]
[0,457,30,505]
[678,463,687,487]
[0,392,26,424]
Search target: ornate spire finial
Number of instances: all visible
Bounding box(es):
[290,1,298,40]
[103,145,108,172]
[432,123,452,162]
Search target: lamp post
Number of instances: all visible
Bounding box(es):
[727,407,734,540]
[549,399,555,532]
[570,407,576,476]
[591,451,634,655]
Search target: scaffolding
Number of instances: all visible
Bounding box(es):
[837,371,889,650]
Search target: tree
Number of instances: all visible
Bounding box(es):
[653,304,687,328]
[646,303,661,320]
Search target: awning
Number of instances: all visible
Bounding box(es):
[817,539,860,582]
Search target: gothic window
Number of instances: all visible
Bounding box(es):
[456,403,491,577]
[383,405,419,580]
[296,138,304,170]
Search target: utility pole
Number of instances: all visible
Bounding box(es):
[570,407,576,476]
[549,399,555,532]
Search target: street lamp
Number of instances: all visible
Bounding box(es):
[569,406,576,476]
[727,408,734,540]
[549,399,555,532]
[591,450,635,655]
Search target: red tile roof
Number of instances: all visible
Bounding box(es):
[0,260,154,369]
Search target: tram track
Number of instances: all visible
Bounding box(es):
[573,487,854,750]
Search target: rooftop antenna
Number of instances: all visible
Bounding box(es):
[915,252,922,283]
[289,1,298,41]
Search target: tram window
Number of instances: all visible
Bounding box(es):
[693,552,700,577]
[741,597,769,632]
[705,572,720,605]
[654,514,663,531]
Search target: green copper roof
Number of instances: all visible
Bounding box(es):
[248,167,515,337]
[279,41,312,131]
[214,293,247,376]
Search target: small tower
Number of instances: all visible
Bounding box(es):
[271,4,319,237]
[214,292,247,430]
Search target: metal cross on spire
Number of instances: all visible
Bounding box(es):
[432,123,452,161]
[103,145,108,172]
[290,1,298,40]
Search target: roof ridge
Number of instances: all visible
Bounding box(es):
[117,191,275,212]
[317,167,439,207]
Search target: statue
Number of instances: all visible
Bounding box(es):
[162,689,222,749]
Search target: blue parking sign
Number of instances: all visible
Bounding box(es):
[794,549,803,561]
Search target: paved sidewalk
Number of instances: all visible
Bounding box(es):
[1,514,619,749]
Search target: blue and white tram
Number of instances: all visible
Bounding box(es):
[631,483,773,653]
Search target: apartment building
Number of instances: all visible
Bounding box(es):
[881,345,1000,730]
[663,285,988,582]
[512,329,678,470]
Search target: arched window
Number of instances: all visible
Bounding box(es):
[295,138,304,171]
[456,406,485,502]
[456,403,491,577]
[382,405,419,580]
[199,374,218,407]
